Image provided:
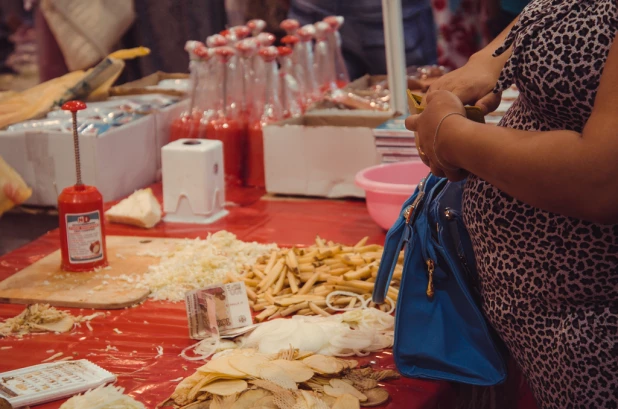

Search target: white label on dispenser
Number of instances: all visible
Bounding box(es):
[65,211,104,263]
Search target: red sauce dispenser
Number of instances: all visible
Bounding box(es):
[57,101,108,272]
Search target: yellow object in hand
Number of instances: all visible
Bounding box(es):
[108,47,151,61]
[407,90,485,124]
[0,156,32,217]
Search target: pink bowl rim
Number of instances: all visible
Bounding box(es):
[355,160,426,195]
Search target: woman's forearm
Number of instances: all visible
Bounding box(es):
[439,117,618,224]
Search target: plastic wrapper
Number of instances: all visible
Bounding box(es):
[8,96,175,137]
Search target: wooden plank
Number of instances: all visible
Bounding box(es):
[0,236,184,309]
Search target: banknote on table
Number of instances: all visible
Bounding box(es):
[185,282,253,340]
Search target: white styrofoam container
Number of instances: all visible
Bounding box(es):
[0,98,187,206]
[263,109,392,198]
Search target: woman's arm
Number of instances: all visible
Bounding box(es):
[425,16,519,109]
[423,40,618,225]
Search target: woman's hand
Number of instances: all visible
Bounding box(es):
[427,55,503,115]
[406,90,469,181]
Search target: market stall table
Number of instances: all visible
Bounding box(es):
[0,184,454,409]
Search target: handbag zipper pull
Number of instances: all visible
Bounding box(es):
[426,259,435,299]
[403,205,414,224]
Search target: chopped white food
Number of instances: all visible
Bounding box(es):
[113,328,123,334]
[0,304,104,338]
[59,385,146,409]
[132,231,277,301]
[42,352,63,362]
[155,346,164,358]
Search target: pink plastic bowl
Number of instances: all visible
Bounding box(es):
[355,160,430,230]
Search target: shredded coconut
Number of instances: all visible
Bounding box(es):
[132,231,277,301]
[42,352,63,362]
[59,385,145,409]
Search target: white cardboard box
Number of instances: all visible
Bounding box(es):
[0,99,187,206]
[263,109,393,198]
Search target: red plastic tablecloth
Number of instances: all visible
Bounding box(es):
[0,184,538,409]
[0,185,454,409]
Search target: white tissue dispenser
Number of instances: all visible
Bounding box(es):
[162,139,228,224]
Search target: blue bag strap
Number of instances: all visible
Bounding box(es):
[372,216,406,304]
[373,174,431,304]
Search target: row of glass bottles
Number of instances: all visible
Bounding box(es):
[170,16,349,188]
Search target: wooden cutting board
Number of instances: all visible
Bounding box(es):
[0,236,184,309]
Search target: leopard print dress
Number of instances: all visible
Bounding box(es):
[462,1,618,408]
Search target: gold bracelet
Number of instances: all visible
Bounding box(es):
[433,112,465,172]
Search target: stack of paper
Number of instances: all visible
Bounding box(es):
[373,115,418,163]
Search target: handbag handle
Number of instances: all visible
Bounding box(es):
[372,173,431,304]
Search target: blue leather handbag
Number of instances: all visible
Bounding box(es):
[373,174,508,385]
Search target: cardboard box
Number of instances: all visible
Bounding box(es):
[263,109,393,198]
[0,99,187,206]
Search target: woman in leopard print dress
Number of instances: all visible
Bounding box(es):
[407,0,618,408]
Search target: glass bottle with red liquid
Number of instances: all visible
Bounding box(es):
[324,16,350,88]
[296,25,320,108]
[206,46,245,186]
[277,45,302,118]
[195,45,219,139]
[314,21,338,93]
[169,41,206,142]
[253,32,276,118]
[235,38,259,123]
[247,46,283,188]
[58,101,108,272]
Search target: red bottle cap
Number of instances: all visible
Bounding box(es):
[230,25,251,40]
[324,16,345,31]
[258,46,279,63]
[184,40,204,53]
[215,46,236,63]
[235,38,258,58]
[297,25,315,42]
[207,34,228,48]
[194,44,213,60]
[281,35,299,47]
[314,21,332,41]
[277,46,293,57]
[247,19,267,35]
[61,100,87,112]
[280,19,300,34]
[256,32,276,47]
